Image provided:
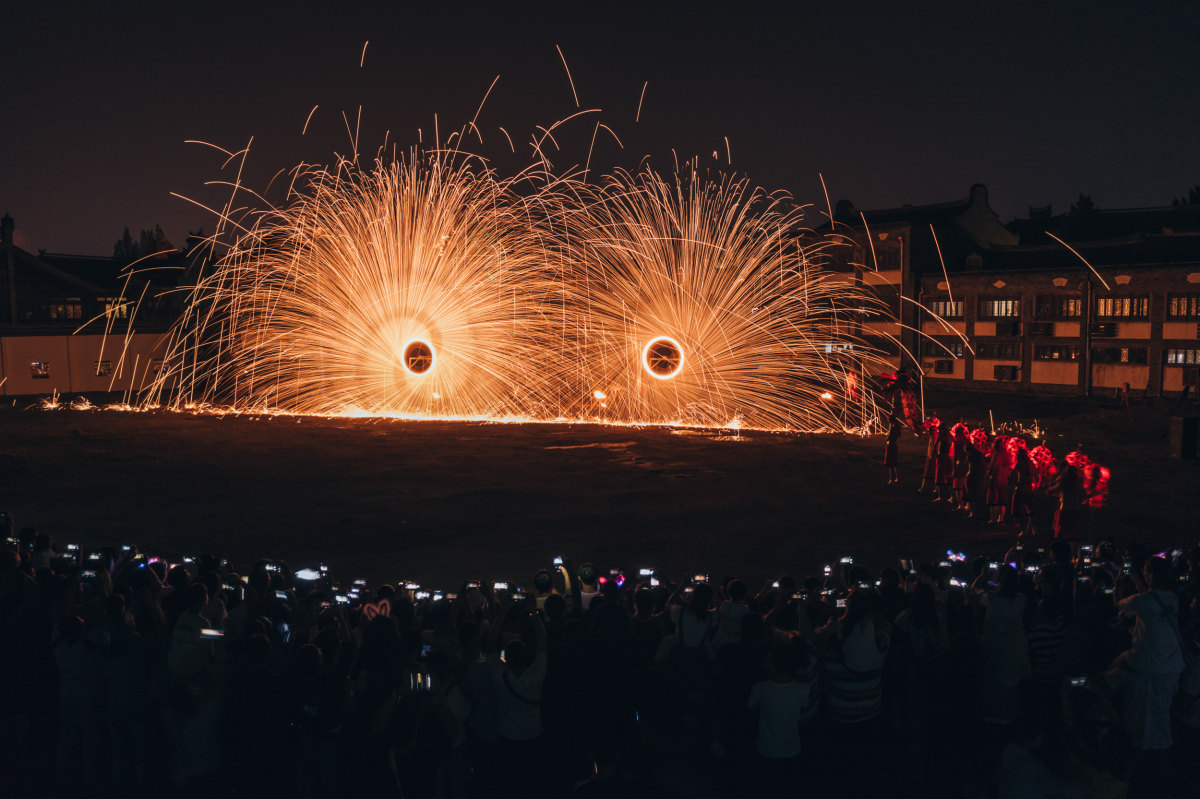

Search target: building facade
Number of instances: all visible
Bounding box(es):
[0,214,185,397]
[820,190,1200,397]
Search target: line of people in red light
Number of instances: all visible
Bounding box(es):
[880,370,1110,540]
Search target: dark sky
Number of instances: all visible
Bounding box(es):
[6,0,1199,255]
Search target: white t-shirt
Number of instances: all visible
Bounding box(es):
[747,679,809,758]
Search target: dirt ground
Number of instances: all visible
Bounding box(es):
[1,389,1197,590]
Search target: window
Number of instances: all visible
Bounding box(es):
[873,246,900,270]
[1094,295,1149,319]
[922,338,964,358]
[30,362,50,379]
[927,298,963,320]
[49,298,82,320]
[1035,295,1082,320]
[1093,346,1148,365]
[1167,294,1200,320]
[822,343,855,354]
[98,297,129,319]
[976,342,1021,360]
[1034,345,1080,361]
[1166,348,1200,365]
[94,361,113,377]
[978,297,1020,319]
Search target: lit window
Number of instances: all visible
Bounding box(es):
[30,362,50,379]
[927,299,963,320]
[49,298,83,320]
[98,297,129,319]
[1166,348,1199,365]
[1167,294,1200,320]
[1034,345,1079,361]
[1094,295,1149,319]
[978,298,1020,319]
[94,361,113,377]
[1093,346,1148,364]
[1035,295,1081,320]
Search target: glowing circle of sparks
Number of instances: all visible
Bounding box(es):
[401,339,436,377]
[642,336,685,380]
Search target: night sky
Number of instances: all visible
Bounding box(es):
[6,1,1199,256]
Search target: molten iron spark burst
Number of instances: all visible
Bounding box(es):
[150,146,898,431]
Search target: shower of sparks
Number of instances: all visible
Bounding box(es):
[147,137,899,431]
[150,150,563,418]
[542,166,896,430]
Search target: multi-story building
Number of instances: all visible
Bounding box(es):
[0,214,186,397]
[819,188,1200,397]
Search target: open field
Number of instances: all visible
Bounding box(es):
[1,390,1197,589]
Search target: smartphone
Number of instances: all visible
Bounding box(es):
[415,591,431,600]
[1069,676,1087,688]
[836,598,847,608]
[319,563,329,575]
[405,582,420,591]
[200,629,224,639]
[353,578,367,587]
[949,578,966,588]
[493,582,509,591]
[1079,544,1094,555]
[823,565,832,576]
[792,592,806,601]
[80,569,96,581]
[466,581,482,590]
[553,556,564,567]
[639,568,654,577]
[649,577,660,587]
[335,594,350,605]
[1025,565,1039,573]
[839,556,853,565]
[988,561,1001,571]
[939,561,951,569]
[275,590,288,600]
[693,573,709,584]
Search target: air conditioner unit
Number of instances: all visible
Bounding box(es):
[934,359,954,374]
[996,321,1021,337]
[993,365,1019,381]
[1090,323,1118,338]
[1028,322,1054,337]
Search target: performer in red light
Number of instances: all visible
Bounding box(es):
[950,423,971,511]
[917,416,941,496]
[1008,448,1036,538]
[879,368,922,432]
[1050,462,1084,540]
[932,418,953,502]
[985,436,1011,525]
[965,429,988,518]
[883,415,901,485]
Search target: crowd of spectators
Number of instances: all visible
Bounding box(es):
[1,513,1198,798]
